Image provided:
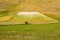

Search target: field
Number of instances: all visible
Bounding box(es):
[0,22,60,40]
[0,0,60,40]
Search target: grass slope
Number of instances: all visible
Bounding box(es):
[0,23,60,40]
[43,13,60,21]
[8,13,58,24]
[19,0,60,21]
[19,0,60,13]
[0,0,60,22]
[0,0,21,21]
[0,11,16,21]
[0,5,20,22]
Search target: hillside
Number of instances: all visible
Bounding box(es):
[19,0,60,21]
[0,0,60,21]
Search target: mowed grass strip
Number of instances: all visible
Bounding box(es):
[0,23,60,40]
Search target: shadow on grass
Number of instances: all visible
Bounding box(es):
[0,22,60,26]
[0,23,31,26]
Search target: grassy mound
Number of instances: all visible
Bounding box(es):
[8,12,58,24]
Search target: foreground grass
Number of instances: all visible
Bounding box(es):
[0,23,60,40]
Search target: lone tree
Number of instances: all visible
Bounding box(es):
[25,22,28,24]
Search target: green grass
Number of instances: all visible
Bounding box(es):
[0,22,60,40]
